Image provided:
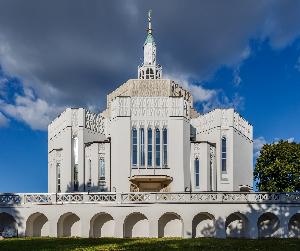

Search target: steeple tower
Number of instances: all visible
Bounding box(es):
[138,10,162,79]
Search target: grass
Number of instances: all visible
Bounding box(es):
[0,237,299,251]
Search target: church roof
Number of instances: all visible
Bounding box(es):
[144,33,155,45]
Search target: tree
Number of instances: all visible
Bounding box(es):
[254,140,300,192]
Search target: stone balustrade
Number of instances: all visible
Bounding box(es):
[1,192,300,206]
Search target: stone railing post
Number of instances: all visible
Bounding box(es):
[50,193,57,204]
[116,193,122,204]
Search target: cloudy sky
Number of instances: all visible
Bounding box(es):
[1,0,300,192]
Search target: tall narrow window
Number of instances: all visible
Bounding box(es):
[98,157,105,190]
[132,128,137,167]
[163,128,168,166]
[195,158,200,188]
[56,163,61,193]
[147,128,152,167]
[140,128,145,166]
[74,164,78,191]
[99,158,105,179]
[73,136,79,191]
[221,136,227,172]
[155,128,160,167]
[87,159,92,190]
[89,160,92,180]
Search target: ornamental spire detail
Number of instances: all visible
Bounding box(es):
[138,10,162,80]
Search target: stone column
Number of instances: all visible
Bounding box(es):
[80,214,90,238]
[182,215,193,238]
[149,217,158,237]
[215,217,226,239]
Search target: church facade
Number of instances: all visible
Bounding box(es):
[0,12,299,240]
[48,12,253,194]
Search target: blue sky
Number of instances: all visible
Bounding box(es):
[0,1,300,192]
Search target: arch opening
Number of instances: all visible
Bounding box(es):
[90,213,114,238]
[225,212,248,238]
[257,212,280,238]
[192,213,215,238]
[158,212,182,237]
[26,212,48,237]
[124,212,149,238]
[0,212,17,237]
[57,212,80,237]
[288,213,300,238]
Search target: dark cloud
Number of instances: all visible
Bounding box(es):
[0,0,299,113]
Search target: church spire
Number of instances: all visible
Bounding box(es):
[147,10,152,35]
[138,10,162,80]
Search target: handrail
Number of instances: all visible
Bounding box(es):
[0,192,299,206]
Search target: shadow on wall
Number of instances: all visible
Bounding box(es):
[1,192,300,239]
[65,181,107,193]
[0,194,24,237]
[197,202,300,238]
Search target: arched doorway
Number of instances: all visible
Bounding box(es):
[288,213,300,238]
[26,212,48,237]
[192,212,215,237]
[57,212,80,237]
[257,212,280,238]
[0,212,17,237]
[90,213,114,238]
[158,212,183,237]
[225,212,248,238]
[124,212,149,237]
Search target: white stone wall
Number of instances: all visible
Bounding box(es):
[191,109,253,191]
[0,192,299,239]
[48,108,107,193]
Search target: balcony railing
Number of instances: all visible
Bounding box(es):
[0,192,300,206]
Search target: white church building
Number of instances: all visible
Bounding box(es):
[0,12,299,239]
[48,11,253,194]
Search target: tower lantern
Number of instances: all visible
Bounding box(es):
[138,10,162,79]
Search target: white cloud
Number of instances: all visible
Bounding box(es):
[253,136,267,158]
[233,67,242,86]
[202,92,245,113]
[0,76,8,97]
[0,111,9,127]
[0,88,65,130]
[164,73,217,103]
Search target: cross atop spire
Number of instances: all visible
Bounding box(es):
[138,10,162,80]
[147,10,152,34]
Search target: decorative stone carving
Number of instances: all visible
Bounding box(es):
[193,143,201,159]
[99,144,105,152]
[107,79,193,110]
[233,112,252,139]
[85,110,105,135]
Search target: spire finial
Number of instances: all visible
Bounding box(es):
[147,10,152,34]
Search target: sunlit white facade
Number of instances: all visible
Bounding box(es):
[48,12,253,194]
[2,12,299,240]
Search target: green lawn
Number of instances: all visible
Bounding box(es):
[0,237,299,251]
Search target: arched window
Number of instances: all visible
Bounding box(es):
[195,158,200,188]
[147,128,153,167]
[221,136,227,172]
[163,128,168,166]
[155,128,160,167]
[132,128,137,167]
[140,128,145,166]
